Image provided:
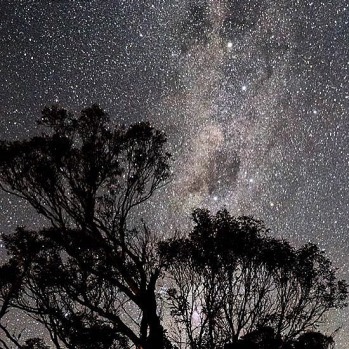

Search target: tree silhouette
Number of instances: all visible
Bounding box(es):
[224,329,334,349]
[22,338,51,349]
[0,105,171,349]
[159,209,347,349]
[0,105,347,349]
[295,332,334,349]
[0,257,28,348]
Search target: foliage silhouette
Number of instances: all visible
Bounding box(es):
[22,338,51,349]
[295,332,334,349]
[224,329,334,349]
[0,105,171,349]
[0,105,346,349]
[159,209,347,349]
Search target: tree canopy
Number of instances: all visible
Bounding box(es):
[159,209,347,348]
[0,105,347,349]
[0,105,172,349]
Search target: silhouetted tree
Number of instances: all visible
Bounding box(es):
[0,259,28,348]
[0,105,346,349]
[22,338,51,349]
[224,329,334,349]
[240,326,281,349]
[0,105,171,349]
[159,209,347,349]
[295,332,334,349]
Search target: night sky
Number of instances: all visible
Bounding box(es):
[1,0,349,347]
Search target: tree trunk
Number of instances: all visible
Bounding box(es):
[141,270,167,349]
[144,318,166,349]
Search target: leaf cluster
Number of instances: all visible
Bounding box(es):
[159,209,347,348]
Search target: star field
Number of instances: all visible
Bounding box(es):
[1,0,349,347]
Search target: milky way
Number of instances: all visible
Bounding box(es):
[1,0,349,347]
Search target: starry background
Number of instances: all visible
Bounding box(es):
[1,0,349,347]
